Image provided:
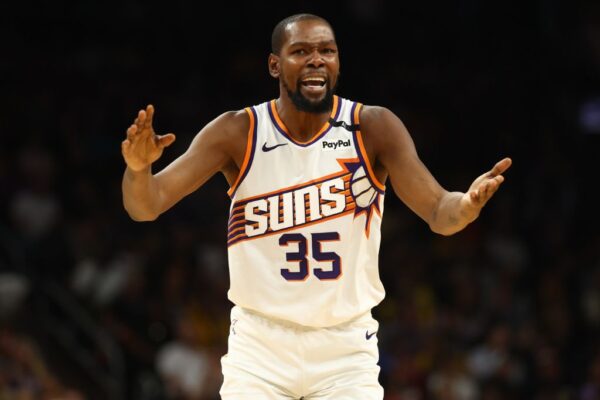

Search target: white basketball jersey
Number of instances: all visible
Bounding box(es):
[226,95,386,328]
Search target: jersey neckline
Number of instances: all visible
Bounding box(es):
[267,95,342,147]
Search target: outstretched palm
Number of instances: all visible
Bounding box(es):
[461,157,512,215]
[121,105,176,172]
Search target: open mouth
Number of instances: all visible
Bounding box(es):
[300,76,327,91]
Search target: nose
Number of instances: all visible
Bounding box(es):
[307,49,324,67]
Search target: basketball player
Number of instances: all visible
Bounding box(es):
[121,13,511,400]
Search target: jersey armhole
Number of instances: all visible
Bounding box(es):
[227,107,257,198]
[351,103,386,192]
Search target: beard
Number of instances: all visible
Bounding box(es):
[282,76,338,114]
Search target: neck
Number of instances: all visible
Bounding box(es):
[275,94,333,142]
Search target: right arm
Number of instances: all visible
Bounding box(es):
[361,106,511,236]
[121,105,248,221]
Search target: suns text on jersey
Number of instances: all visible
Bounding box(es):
[227,160,359,246]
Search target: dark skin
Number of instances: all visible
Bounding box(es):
[122,18,511,235]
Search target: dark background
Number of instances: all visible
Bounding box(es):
[1,1,600,399]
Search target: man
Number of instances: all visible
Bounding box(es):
[121,13,511,400]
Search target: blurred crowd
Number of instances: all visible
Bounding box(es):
[1,1,600,399]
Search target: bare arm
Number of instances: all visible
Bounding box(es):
[361,106,511,236]
[121,105,248,221]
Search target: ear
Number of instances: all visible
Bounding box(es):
[268,53,280,78]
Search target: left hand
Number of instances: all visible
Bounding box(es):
[461,157,512,218]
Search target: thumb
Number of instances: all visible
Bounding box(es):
[121,139,132,156]
[157,133,176,148]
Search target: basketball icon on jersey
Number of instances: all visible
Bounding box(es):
[350,166,377,208]
[347,161,383,238]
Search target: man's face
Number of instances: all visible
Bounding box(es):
[275,19,340,113]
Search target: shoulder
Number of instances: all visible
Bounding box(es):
[206,109,250,136]
[219,109,251,124]
[358,105,412,150]
[190,108,250,147]
[359,105,401,131]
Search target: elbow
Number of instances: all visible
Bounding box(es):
[123,203,160,222]
[128,213,159,222]
[427,203,468,236]
[429,224,458,237]
[428,218,466,236]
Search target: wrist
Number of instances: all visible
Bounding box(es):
[460,194,480,222]
[126,164,152,175]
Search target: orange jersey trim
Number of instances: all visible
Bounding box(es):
[227,107,256,197]
[269,95,340,146]
[352,103,386,192]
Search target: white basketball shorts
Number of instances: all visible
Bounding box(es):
[220,305,383,399]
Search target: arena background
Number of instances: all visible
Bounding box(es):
[1,1,600,399]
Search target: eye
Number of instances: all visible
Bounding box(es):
[322,48,336,54]
[293,49,306,55]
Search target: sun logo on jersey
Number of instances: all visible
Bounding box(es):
[348,162,383,237]
[227,158,384,246]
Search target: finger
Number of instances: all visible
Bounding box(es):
[489,157,512,177]
[489,177,505,195]
[484,181,498,199]
[488,182,501,197]
[144,105,154,129]
[488,176,505,192]
[156,133,176,148]
[121,139,131,154]
[480,181,491,199]
[481,178,504,202]
[137,109,146,131]
[126,124,138,140]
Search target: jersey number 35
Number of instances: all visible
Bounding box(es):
[279,232,341,281]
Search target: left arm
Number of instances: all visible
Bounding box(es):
[360,106,511,236]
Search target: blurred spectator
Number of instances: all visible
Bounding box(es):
[70,250,140,308]
[427,351,478,400]
[0,328,84,400]
[467,322,525,387]
[9,143,60,242]
[155,309,221,399]
[0,272,30,319]
[581,353,600,400]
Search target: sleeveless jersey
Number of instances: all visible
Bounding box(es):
[226,95,386,328]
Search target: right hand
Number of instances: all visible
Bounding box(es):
[121,104,176,172]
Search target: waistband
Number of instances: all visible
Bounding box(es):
[232,305,374,332]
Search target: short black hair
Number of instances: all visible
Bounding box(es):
[271,14,333,55]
